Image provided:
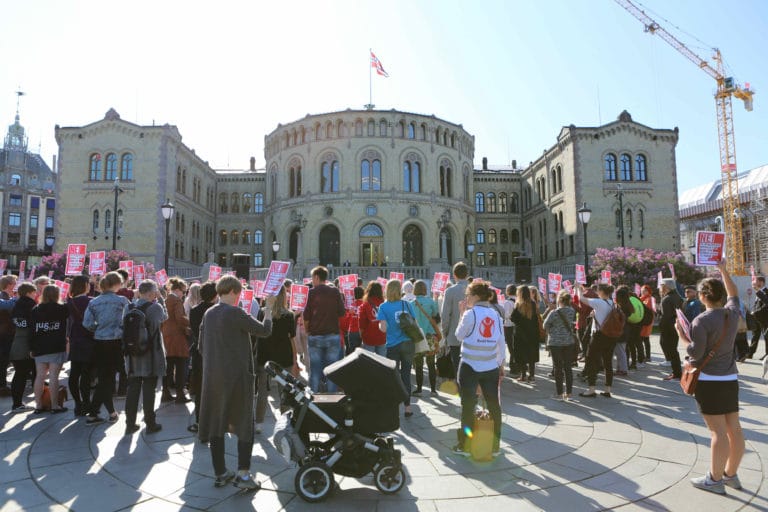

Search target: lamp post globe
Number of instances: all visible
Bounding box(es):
[160,199,175,272]
[272,240,281,261]
[467,243,475,277]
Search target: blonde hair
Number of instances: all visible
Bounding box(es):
[385,279,402,302]
[266,284,291,319]
[557,290,572,306]
[99,271,123,292]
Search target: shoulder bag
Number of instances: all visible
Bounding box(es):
[680,312,729,396]
[413,299,442,342]
[399,302,429,353]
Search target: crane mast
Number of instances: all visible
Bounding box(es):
[615,0,754,275]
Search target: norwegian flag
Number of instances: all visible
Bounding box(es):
[370,51,389,77]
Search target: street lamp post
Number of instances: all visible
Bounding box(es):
[467,243,475,277]
[272,240,281,262]
[161,199,175,271]
[112,178,123,250]
[578,202,592,279]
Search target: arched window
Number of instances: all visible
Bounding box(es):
[557,166,563,192]
[255,229,263,245]
[487,192,496,213]
[639,209,645,237]
[626,209,633,236]
[176,166,182,192]
[117,209,124,232]
[402,224,423,266]
[475,192,485,213]
[488,228,497,244]
[89,154,102,181]
[361,157,381,191]
[407,122,415,139]
[319,224,341,267]
[219,193,227,213]
[420,124,427,140]
[558,211,564,236]
[511,229,520,244]
[403,159,420,192]
[92,210,99,232]
[254,193,264,213]
[620,153,632,180]
[182,169,187,194]
[615,209,622,231]
[120,153,133,180]
[242,193,252,213]
[230,192,239,213]
[499,193,508,213]
[397,121,405,138]
[105,153,118,180]
[551,168,558,193]
[605,154,618,181]
[219,230,228,246]
[379,120,387,136]
[500,229,509,244]
[476,229,485,244]
[242,230,251,245]
[367,120,375,136]
[355,120,363,136]
[231,230,239,245]
[254,253,263,267]
[635,154,647,181]
[440,164,452,197]
[321,158,340,193]
[510,193,519,213]
[104,209,112,231]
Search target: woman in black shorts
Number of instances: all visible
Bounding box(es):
[676,259,744,495]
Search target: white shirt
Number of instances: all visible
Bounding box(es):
[582,297,614,334]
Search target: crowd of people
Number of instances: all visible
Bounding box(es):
[0,258,765,496]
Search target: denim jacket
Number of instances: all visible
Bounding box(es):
[83,291,130,341]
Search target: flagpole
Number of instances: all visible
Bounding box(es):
[365,48,374,110]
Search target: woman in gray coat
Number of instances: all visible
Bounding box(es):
[198,276,272,490]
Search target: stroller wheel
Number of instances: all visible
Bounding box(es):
[374,464,406,494]
[295,462,335,502]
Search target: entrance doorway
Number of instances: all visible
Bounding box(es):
[359,223,383,266]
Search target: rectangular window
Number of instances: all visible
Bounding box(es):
[45,216,54,229]
[7,233,20,245]
[30,214,38,229]
[9,212,21,226]
[10,194,22,206]
[46,198,55,210]
[477,252,486,267]
[31,197,40,209]
[488,252,497,266]
[28,234,38,247]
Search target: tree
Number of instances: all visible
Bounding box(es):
[34,250,135,281]
[590,247,704,288]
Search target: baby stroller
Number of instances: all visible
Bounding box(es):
[265,348,407,502]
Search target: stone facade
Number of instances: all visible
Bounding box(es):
[53,108,680,281]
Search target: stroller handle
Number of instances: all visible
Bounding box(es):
[264,361,307,390]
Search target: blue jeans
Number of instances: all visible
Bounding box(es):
[308,334,342,393]
[386,341,415,406]
[363,343,388,357]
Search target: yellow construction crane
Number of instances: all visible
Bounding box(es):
[615,0,754,275]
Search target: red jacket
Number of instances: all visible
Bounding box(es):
[339,299,363,334]
[358,297,385,346]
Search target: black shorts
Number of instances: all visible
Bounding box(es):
[694,380,739,415]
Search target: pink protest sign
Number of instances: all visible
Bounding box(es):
[263,261,291,296]
[0,259,7,273]
[431,272,451,294]
[634,283,642,297]
[208,265,222,281]
[537,277,547,296]
[89,251,106,275]
[548,273,562,293]
[302,277,312,285]
[54,280,70,298]
[252,280,266,298]
[695,231,726,267]
[562,280,573,293]
[490,286,505,304]
[290,284,309,311]
[338,274,358,291]
[19,261,26,274]
[134,264,146,283]
[676,308,691,340]
[119,260,134,282]
[600,270,611,284]
[389,272,405,282]
[575,264,586,285]
[239,289,254,312]
[48,270,54,278]
[657,271,663,287]
[343,288,355,309]
[65,244,87,275]
[155,269,168,286]
[376,277,388,287]
[668,263,677,280]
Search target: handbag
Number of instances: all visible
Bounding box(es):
[680,313,729,396]
[436,351,456,379]
[413,299,442,342]
[40,382,68,410]
[556,309,580,345]
[399,302,429,353]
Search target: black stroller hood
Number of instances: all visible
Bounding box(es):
[324,348,409,403]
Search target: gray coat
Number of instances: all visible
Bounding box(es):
[198,303,272,441]
[123,299,168,378]
[441,280,468,347]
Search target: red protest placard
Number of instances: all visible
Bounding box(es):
[263,261,291,296]
[668,263,676,280]
[89,251,106,275]
[252,280,266,298]
[54,280,70,298]
[634,283,642,297]
[431,272,451,294]
[155,269,168,286]
[290,284,309,311]
[239,289,254,312]
[208,265,222,281]
[338,274,358,291]
[601,270,611,284]
[302,277,312,285]
[0,259,7,273]
[19,261,26,274]
[548,273,562,294]
[65,244,87,275]
[490,286,505,304]
[376,277,388,287]
[389,272,405,282]
[343,288,355,309]
[119,260,134,282]
[134,264,146,283]
[537,277,547,296]
[695,231,726,267]
[575,264,586,285]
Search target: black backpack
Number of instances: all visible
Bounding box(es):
[122,302,152,357]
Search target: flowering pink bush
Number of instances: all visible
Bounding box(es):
[34,250,134,280]
[105,250,132,271]
[590,247,704,288]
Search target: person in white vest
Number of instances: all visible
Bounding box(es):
[452,280,506,457]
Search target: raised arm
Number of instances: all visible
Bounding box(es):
[717,259,738,299]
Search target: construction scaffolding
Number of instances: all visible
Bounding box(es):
[748,186,768,273]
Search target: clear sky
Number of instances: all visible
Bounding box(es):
[1,0,765,193]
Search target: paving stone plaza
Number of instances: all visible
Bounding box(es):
[2,338,766,511]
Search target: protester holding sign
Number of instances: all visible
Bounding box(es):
[359,281,386,356]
